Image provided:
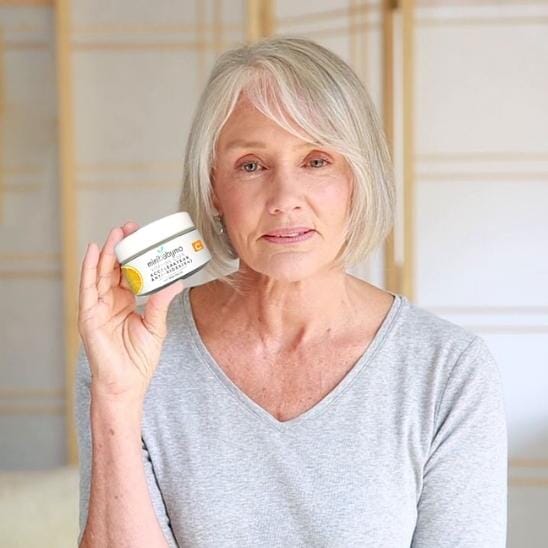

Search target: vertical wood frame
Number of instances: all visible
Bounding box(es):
[246,0,275,42]
[382,1,398,294]
[55,0,78,465]
[383,0,414,300]
[401,0,414,300]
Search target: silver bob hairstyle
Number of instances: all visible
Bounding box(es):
[178,35,395,286]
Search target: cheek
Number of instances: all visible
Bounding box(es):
[316,181,352,224]
[219,193,259,235]
[217,177,263,215]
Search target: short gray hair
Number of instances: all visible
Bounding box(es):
[179,35,395,285]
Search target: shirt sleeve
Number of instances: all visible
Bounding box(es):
[74,343,179,547]
[411,335,508,548]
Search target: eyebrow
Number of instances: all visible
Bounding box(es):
[224,139,321,151]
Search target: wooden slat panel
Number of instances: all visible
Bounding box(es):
[54,0,78,466]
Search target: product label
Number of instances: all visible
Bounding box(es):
[121,229,211,295]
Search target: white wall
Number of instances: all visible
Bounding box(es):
[412,2,548,547]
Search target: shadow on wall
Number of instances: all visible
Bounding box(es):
[0,466,79,547]
[507,428,548,548]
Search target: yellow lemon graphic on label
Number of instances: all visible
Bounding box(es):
[121,265,144,295]
[192,240,204,252]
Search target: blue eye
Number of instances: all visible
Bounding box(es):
[309,158,328,168]
[241,161,260,172]
[237,156,329,175]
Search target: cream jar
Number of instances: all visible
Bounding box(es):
[114,212,211,296]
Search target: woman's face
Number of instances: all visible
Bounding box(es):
[212,96,353,283]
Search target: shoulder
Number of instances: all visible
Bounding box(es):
[385,296,501,394]
[394,296,478,357]
[383,299,505,435]
[350,278,475,360]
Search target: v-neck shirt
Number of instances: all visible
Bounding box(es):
[76,285,507,547]
[183,286,403,432]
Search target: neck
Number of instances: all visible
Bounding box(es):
[212,267,370,354]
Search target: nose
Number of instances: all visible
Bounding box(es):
[265,168,303,215]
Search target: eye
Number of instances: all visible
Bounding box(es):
[238,161,263,173]
[307,157,330,169]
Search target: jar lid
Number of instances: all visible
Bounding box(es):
[114,211,195,263]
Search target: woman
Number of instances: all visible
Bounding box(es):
[76,37,507,547]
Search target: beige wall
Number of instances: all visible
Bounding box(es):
[0,2,65,467]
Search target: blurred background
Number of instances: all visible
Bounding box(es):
[0,0,546,546]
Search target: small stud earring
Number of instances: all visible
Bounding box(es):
[214,214,224,234]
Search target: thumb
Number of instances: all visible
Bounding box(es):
[142,280,185,339]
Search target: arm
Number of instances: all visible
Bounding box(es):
[75,345,178,548]
[411,336,508,548]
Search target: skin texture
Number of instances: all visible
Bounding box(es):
[191,95,395,422]
[211,95,353,285]
[77,224,183,547]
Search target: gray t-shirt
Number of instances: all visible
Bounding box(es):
[75,286,507,547]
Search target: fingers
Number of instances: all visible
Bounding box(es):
[78,220,142,324]
[78,242,100,320]
[96,227,125,298]
[142,281,185,340]
[113,221,140,288]
[122,221,140,236]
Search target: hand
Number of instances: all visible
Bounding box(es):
[77,221,184,403]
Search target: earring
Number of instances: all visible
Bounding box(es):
[214,214,224,234]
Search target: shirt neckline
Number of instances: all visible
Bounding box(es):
[181,285,405,433]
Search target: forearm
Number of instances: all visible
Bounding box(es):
[80,392,169,548]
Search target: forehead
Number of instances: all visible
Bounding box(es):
[217,95,316,151]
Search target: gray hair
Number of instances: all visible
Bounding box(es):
[179,35,395,286]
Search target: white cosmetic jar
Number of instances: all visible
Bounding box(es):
[114,212,211,296]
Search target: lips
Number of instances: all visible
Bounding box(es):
[263,227,314,237]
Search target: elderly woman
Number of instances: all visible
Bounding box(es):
[76,37,507,547]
